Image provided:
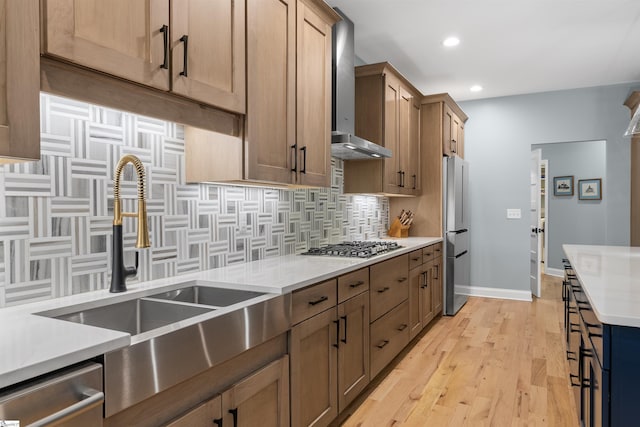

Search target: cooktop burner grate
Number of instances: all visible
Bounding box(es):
[300,241,402,258]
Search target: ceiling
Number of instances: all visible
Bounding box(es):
[326,0,640,101]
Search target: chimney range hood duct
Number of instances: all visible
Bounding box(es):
[331,8,391,160]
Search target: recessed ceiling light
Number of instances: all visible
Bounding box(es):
[470,85,483,92]
[442,37,460,47]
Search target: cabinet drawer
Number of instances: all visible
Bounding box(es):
[433,242,443,259]
[338,268,369,303]
[408,249,423,270]
[166,396,221,427]
[292,279,337,325]
[370,300,410,378]
[370,254,409,322]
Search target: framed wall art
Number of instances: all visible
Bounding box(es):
[553,176,574,196]
[578,178,602,200]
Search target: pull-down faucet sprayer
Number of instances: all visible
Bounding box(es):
[110,154,150,293]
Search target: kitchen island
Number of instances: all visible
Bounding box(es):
[563,244,640,427]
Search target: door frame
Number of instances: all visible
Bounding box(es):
[541,159,549,275]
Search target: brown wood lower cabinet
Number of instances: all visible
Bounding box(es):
[290,307,339,427]
[166,356,289,427]
[370,300,410,378]
[337,291,370,412]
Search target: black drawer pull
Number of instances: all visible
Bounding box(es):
[589,332,603,338]
[411,257,421,261]
[377,340,389,349]
[333,320,340,348]
[213,418,223,427]
[159,25,169,69]
[584,321,601,329]
[179,35,189,77]
[397,323,408,332]
[570,323,581,333]
[349,280,365,288]
[377,287,390,293]
[568,308,578,314]
[308,296,328,306]
[566,350,577,361]
[397,277,407,283]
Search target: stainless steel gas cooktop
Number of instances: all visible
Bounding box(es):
[300,241,402,258]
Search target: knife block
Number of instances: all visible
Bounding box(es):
[388,217,410,238]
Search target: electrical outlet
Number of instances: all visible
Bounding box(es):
[507,209,521,219]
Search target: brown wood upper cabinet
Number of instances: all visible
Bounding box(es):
[0,0,40,162]
[245,0,338,186]
[344,62,421,196]
[41,0,246,114]
[441,99,467,158]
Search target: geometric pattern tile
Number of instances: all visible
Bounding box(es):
[0,93,389,307]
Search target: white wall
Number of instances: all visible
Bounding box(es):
[460,83,638,291]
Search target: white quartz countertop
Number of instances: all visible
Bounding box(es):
[0,236,441,389]
[563,244,640,327]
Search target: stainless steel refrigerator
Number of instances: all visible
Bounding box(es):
[443,156,470,315]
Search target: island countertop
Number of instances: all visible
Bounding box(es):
[563,244,640,328]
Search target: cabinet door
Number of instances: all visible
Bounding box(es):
[0,0,40,161]
[408,101,421,194]
[42,0,170,91]
[451,113,461,156]
[383,75,401,192]
[409,267,423,340]
[458,121,465,159]
[432,257,443,315]
[442,104,454,157]
[171,0,246,113]
[420,262,433,327]
[337,292,370,412]
[222,356,290,427]
[245,0,296,184]
[296,0,332,187]
[291,307,338,427]
[166,396,222,427]
[398,86,412,194]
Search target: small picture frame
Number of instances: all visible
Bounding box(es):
[578,178,602,200]
[553,176,574,196]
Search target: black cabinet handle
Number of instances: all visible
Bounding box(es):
[160,25,169,69]
[229,408,238,427]
[377,287,390,293]
[433,265,439,280]
[308,295,328,306]
[179,35,189,76]
[402,171,406,187]
[397,277,407,283]
[333,320,340,348]
[377,339,389,349]
[569,374,581,387]
[341,315,348,344]
[213,418,223,427]
[589,332,603,338]
[412,257,421,262]
[300,146,307,174]
[566,350,577,361]
[349,280,365,288]
[290,143,297,172]
[397,171,403,187]
[397,323,408,332]
[412,174,417,189]
[570,323,581,333]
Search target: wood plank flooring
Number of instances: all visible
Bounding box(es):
[340,275,578,426]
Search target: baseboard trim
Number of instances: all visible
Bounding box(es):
[457,285,533,302]
[544,268,564,278]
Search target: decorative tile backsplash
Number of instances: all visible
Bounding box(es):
[0,94,388,307]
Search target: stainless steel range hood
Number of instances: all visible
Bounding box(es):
[331,8,391,160]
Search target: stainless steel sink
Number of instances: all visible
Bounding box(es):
[53,298,214,335]
[148,286,264,307]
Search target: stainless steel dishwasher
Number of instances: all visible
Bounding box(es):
[0,362,103,426]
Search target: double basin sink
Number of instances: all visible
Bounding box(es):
[51,285,265,336]
[38,281,291,417]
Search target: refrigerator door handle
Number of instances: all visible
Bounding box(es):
[451,229,468,234]
[454,250,468,259]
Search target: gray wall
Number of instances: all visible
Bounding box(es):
[532,141,606,271]
[460,83,638,292]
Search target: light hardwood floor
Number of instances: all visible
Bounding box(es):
[340,275,578,426]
